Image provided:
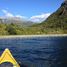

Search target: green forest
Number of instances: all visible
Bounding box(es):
[0,23,48,35]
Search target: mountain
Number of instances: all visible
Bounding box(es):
[0,1,67,35]
[33,0,67,34]
[0,17,35,27]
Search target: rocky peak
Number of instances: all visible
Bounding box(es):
[61,0,67,6]
[59,0,67,16]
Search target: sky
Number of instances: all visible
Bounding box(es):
[0,0,64,22]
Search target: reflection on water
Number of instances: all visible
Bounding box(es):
[0,36,67,67]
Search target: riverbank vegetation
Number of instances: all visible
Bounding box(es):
[0,22,67,35]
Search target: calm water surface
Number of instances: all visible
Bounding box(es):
[0,36,67,67]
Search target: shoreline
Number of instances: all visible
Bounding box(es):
[0,34,67,39]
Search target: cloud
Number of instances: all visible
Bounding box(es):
[1,9,51,23]
[2,9,14,17]
[15,15,23,18]
[2,9,27,19]
[15,15,27,19]
[30,13,51,22]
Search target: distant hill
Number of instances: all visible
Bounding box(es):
[32,1,67,34]
[0,17,35,27]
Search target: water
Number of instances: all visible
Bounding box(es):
[0,36,67,67]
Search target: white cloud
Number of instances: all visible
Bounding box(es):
[2,9,14,17]
[15,15,27,19]
[16,15,23,18]
[2,9,27,19]
[1,9,51,23]
[30,13,51,22]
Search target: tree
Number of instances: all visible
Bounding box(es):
[6,24,17,35]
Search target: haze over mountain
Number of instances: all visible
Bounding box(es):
[0,16,35,27]
[0,8,51,23]
[0,12,51,23]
